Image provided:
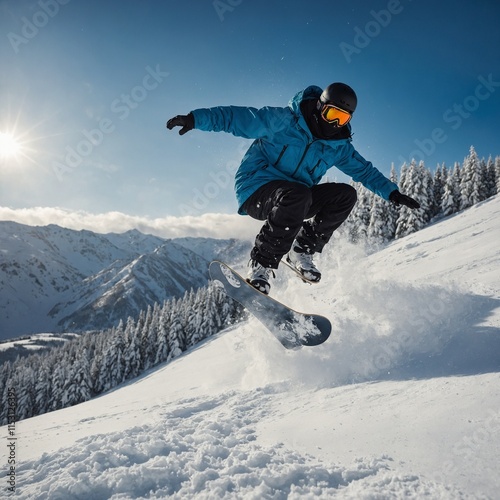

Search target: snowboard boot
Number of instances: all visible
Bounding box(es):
[286,241,321,282]
[246,260,275,295]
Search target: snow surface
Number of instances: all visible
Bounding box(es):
[7,196,500,499]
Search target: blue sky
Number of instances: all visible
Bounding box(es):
[0,0,499,226]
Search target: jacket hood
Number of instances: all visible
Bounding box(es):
[288,86,322,138]
[288,85,322,115]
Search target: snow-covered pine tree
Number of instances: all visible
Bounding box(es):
[452,162,462,208]
[50,356,67,411]
[432,163,446,218]
[98,323,126,392]
[123,316,142,380]
[186,289,204,348]
[78,348,93,401]
[182,289,201,348]
[155,303,171,365]
[1,373,16,425]
[90,351,103,395]
[399,162,408,193]
[347,183,372,243]
[0,362,11,422]
[385,163,399,240]
[34,362,52,416]
[424,166,434,221]
[367,194,390,245]
[478,157,490,202]
[167,302,185,361]
[141,303,159,370]
[441,168,459,217]
[484,156,496,198]
[62,348,92,407]
[395,160,414,239]
[495,156,500,194]
[460,146,483,209]
[134,309,147,372]
[199,286,221,339]
[17,366,36,420]
[395,160,430,238]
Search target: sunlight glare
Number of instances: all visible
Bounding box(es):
[0,132,21,160]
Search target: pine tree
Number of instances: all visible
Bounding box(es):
[200,287,220,339]
[34,362,51,416]
[167,301,185,361]
[484,156,496,198]
[395,161,415,238]
[62,348,92,407]
[142,303,159,370]
[123,316,142,380]
[367,194,390,244]
[155,305,171,364]
[348,184,372,243]
[432,164,446,218]
[50,358,66,411]
[1,380,15,425]
[441,170,459,217]
[385,163,399,240]
[395,161,430,238]
[495,156,500,194]
[98,323,126,392]
[0,362,11,422]
[460,146,483,209]
[399,162,408,190]
[187,289,206,347]
[19,367,37,420]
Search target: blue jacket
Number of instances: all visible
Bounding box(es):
[191,86,398,215]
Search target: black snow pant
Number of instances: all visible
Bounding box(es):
[242,181,358,269]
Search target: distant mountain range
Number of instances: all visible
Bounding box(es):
[0,221,250,340]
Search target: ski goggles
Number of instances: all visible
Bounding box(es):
[320,104,352,126]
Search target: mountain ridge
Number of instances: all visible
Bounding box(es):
[0,221,250,339]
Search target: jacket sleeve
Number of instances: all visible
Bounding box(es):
[335,143,398,201]
[190,106,290,140]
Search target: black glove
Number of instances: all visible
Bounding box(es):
[166,113,194,135]
[389,190,421,210]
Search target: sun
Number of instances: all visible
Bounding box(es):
[0,131,22,160]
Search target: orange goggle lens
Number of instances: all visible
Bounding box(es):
[320,104,352,126]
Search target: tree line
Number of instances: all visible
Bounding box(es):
[344,146,499,243]
[0,284,243,424]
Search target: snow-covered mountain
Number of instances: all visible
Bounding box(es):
[0,222,250,340]
[11,195,500,499]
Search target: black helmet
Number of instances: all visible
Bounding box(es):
[320,82,357,114]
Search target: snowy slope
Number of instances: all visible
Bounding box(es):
[9,196,500,499]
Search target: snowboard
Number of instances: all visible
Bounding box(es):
[209,260,331,350]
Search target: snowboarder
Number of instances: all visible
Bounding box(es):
[167,83,420,294]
